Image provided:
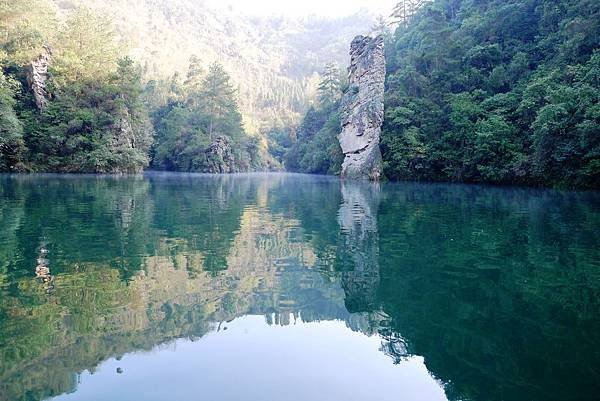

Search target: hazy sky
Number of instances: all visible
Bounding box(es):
[206,0,398,17]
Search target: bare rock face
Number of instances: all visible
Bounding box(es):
[112,109,136,149]
[205,136,237,173]
[338,35,385,180]
[26,45,52,111]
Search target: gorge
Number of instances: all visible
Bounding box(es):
[1,2,600,400]
[1,0,598,188]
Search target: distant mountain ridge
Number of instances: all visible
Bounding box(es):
[53,0,378,132]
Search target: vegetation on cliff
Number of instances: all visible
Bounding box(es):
[282,0,599,188]
[150,62,263,173]
[1,4,153,172]
[273,63,345,175]
[0,0,375,174]
[381,0,600,188]
[1,0,598,187]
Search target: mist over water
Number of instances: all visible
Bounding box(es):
[0,173,599,401]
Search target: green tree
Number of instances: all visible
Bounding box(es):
[52,7,119,85]
[184,54,204,105]
[318,62,342,106]
[0,71,25,170]
[199,62,243,141]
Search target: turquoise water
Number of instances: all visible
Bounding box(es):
[0,173,599,401]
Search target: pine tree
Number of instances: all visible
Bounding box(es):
[318,62,342,106]
[184,54,204,104]
[390,1,428,26]
[371,15,392,39]
[199,62,243,141]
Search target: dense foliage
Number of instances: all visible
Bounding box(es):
[29,56,153,173]
[381,0,600,188]
[272,63,345,175]
[0,0,376,174]
[150,62,263,173]
[1,4,152,172]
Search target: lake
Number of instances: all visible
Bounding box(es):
[0,173,599,401]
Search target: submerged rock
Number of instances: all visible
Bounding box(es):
[26,45,52,112]
[338,35,385,180]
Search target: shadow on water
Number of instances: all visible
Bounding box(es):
[0,173,599,401]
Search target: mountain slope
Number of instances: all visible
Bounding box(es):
[381,0,600,188]
[54,0,377,132]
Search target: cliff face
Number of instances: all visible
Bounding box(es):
[26,45,52,111]
[205,136,237,173]
[338,35,385,180]
[109,108,153,173]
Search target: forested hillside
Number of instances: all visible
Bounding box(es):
[381,0,600,188]
[72,0,375,132]
[285,0,599,189]
[275,62,346,175]
[0,0,375,173]
[1,4,154,173]
[2,0,598,186]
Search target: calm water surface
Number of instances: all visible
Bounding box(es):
[0,173,599,401]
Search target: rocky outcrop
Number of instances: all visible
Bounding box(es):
[338,35,385,180]
[100,107,152,173]
[205,136,237,173]
[26,45,52,111]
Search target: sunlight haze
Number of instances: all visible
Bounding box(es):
[206,0,398,17]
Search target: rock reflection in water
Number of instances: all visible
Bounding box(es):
[0,174,405,401]
[338,180,381,313]
[0,173,598,401]
[34,241,54,293]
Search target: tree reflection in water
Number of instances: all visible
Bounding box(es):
[0,173,598,401]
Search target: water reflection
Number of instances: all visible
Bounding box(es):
[339,180,381,313]
[0,173,599,401]
[52,317,447,401]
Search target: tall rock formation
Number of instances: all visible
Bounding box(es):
[338,35,385,180]
[26,45,52,111]
[205,136,237,173]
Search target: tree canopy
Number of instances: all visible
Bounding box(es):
[0,0,598,188]
[381,0,600,188]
